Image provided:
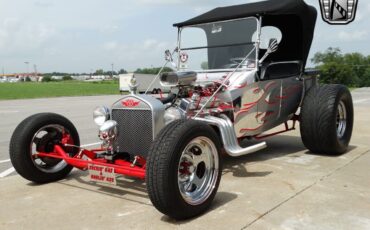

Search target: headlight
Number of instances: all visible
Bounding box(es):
[93,106,110,126]
[164,107,184,125]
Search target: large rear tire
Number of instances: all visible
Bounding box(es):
[10,113,80,183]
[300,84,353,155]
[146,120,222,220]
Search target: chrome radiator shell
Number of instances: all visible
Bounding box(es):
[111,94,165,158]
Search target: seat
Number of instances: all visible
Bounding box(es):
[260,61,302,80]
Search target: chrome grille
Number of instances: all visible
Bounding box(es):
[112,109,153,157]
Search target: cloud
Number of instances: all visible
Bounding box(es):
[34,1,54,8]
[134,0,211,5]
[0,18,57,55]
[99,24,120,34]
[103,41,119,51]
[134,0,182,4]
[100,39,175,70]
[103,39,170,52]
[133,0,261,12]
[0,0,369,73]
[338,30,368,42]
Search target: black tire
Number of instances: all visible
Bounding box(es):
[300,84,353,155]
[9,113,80,183]
[146,120,222,220]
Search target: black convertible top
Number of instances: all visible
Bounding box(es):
[174,0,317,67]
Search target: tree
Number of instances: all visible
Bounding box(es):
[95,69,104,75]
[311,47,370,87]
[319,62,355,86]
[343,53,367,87]
[362,67,370,87]
[135,67,173,74]
[311,47,342,64]
[63,76,73,81]
[42,76,52,82]
[118,69,128,74]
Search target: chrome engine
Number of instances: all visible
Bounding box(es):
[111,94,165,158]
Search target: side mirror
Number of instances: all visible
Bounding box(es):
[259,38,279,64]
[165,48,178,68]
[165,50,173,62]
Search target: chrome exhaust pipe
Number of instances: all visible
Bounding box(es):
[194,115,267,157]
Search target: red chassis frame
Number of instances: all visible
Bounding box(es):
[36,145,146,179]
[34,116,298,180]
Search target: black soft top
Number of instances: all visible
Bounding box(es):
[174,0,317,67]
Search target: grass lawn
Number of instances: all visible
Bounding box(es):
[0,81,120,100]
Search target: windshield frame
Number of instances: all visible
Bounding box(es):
[177,16,261,72]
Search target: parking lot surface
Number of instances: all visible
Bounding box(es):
[1,88,370,229]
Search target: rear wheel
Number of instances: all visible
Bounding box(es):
[300,84,353,155]
[146,120,222,220]
[10,113,80,183]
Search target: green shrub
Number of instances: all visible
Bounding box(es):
[62,76,73,81]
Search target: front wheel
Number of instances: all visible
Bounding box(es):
[10,113,80,183]
[146,120,222,220]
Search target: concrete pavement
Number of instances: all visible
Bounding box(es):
[0,88,370,229]
[0,95,123,176]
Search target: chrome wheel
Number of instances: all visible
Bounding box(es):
[31,124,70,173]
[177,136,219,205]
[336,101,347,138]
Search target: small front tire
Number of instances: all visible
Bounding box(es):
[9,113,80,183]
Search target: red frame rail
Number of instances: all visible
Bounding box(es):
[35,145,146,179]
[34,116,299,179]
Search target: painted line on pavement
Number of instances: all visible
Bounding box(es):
[354,99,370,104]
[0,110,19,114]
[0,167,15,178]
[0,142,102,178]
[0,159,11,164]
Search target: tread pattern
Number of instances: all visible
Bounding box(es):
[300,84,353,155]
[146,120,185,215]
[146,119,222,220]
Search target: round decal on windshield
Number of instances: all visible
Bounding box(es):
[180,52,189,63]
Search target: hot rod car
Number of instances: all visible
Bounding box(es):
[10,0,353,220]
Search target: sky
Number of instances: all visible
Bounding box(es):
[0,0,369,73]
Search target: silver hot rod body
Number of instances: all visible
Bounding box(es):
[11,0,354,221]
[104,13,317,158]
